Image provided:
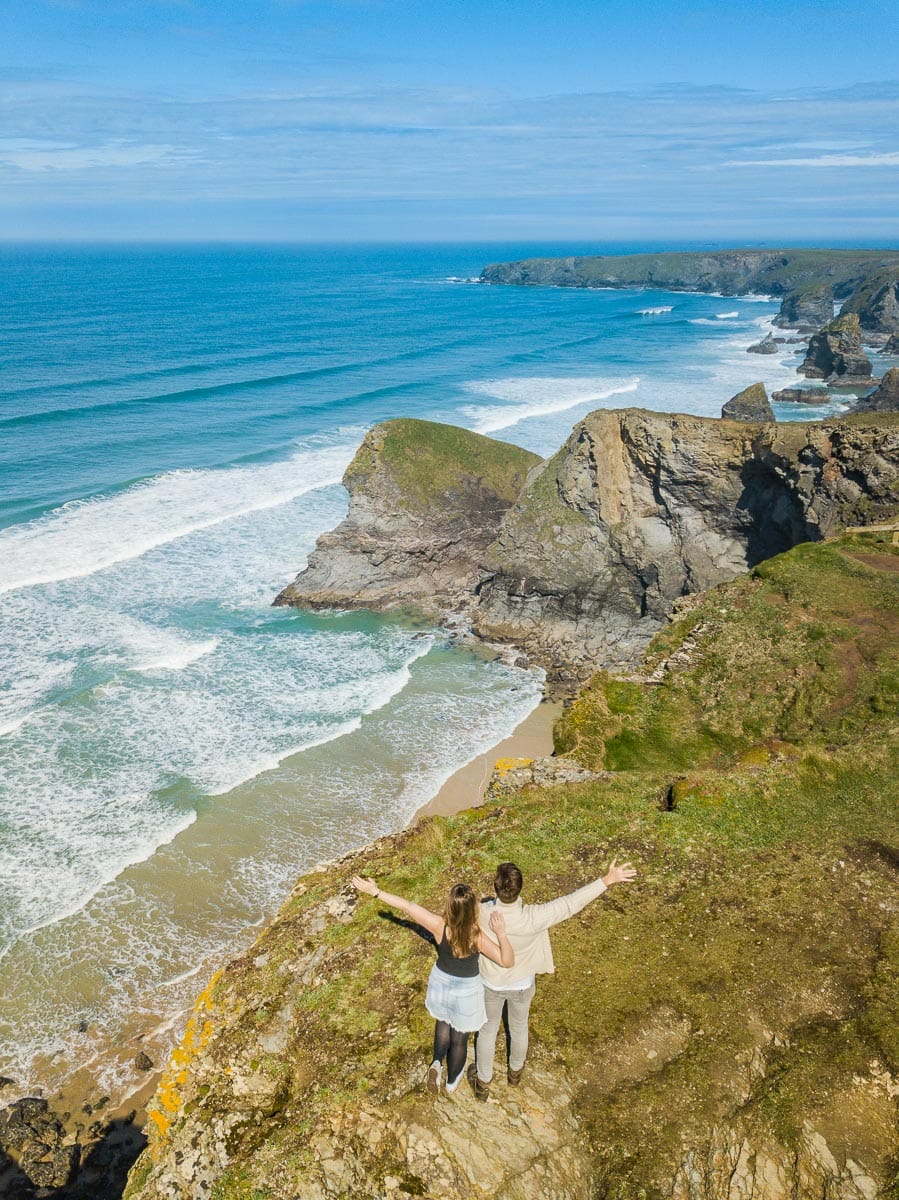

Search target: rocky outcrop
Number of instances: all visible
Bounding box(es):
[771,385,829,404]
[773,283,835,330]
[480,249,899,299]
[274,419,540,618]
[799,313,874,381]
[885,331,899,354]
[746,333,778,355]
[853,367,899,413]
[277,411,899,689]
[721,383,774,422]
[841,269,899,334]
[472,409,899,684]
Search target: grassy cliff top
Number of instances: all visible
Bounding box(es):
[129,529,899,1200]
[343,418,541,509]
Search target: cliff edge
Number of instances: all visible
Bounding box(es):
[126,531,899,1200]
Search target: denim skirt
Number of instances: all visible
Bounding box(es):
[425,963,487,1033]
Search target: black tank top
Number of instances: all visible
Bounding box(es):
[435,926,480,978]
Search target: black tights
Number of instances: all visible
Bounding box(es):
[432,1020,469,1083]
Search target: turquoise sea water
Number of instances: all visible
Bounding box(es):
[0,243,851,1096]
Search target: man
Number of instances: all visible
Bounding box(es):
[469,857,636,1100]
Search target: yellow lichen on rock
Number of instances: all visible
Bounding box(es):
[146,971,222,1152]
[494,756,534,774]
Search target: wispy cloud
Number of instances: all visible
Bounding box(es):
[2,80,898,236]
[727,151,899,168]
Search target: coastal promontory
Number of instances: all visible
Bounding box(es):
[480,248,899,334]
[278,410,899,688]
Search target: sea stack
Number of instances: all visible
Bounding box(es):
[747,332,779,355]
[721,382,775,422]
[799,313,873,381]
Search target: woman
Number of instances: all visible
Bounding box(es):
[352,874,513,1093]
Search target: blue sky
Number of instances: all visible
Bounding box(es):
[2,0,898,241]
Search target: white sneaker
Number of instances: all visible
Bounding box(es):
[445,1068,464,1093]
[426,1061,443,1093]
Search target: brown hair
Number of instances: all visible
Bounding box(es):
[443,883,479,958]
[494,862,523,903]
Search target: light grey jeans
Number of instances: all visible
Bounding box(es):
[475,981,537,1083]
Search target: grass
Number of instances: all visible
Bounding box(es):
[343,418,540,511]
[129,532,899,1200]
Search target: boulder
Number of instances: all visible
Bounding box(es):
[747,333,779,355]
[799,313,872,380]
[885,332,899,354]
[721,383,775,422]
[771,386,829,405]
[853,367,899,413]
[774,284,835,331]
[135,1051,154,1072]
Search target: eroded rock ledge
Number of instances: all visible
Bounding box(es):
[277,409,899,690]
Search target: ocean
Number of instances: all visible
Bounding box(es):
[0,242,852,1101]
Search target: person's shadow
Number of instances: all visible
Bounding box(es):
[377,911,437,948]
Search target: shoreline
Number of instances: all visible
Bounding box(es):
[1,694,563,1189]
[412,697,561,821]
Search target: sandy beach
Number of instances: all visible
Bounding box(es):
[414,698,560,820]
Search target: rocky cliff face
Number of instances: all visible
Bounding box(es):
[274,419,540,617]
[853,367,899,413]
[841,270,899,334]
[277,411,899,690]
[772,283,835,330]
[798,313,874,381]
[473,409,899,684]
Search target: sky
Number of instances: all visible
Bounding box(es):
[2,0,899,242]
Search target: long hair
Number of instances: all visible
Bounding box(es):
[443,883,479,958]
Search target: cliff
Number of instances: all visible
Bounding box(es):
[278,411,899,690]
[126,530,899,1200]
[274,418,540,617]
[479,249,899,334]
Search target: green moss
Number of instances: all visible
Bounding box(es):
[344,418,540,510]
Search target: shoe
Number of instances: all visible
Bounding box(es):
[467,1063,490,1102]
[507,1064,524,1086]
[426,1061,442,1093]
[445,1068,464,1093]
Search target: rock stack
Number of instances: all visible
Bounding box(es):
[721,382,775,422]
[799,313,874,384]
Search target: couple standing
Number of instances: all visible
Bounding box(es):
[352,855,636,1098]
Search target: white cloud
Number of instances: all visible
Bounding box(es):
[0,138,180,171]
[727,151,899,168]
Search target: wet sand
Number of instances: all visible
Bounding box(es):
[414,699,560,820]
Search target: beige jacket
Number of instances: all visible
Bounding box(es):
[477,876,607,988]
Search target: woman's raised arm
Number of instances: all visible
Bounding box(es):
[351,875,445,939]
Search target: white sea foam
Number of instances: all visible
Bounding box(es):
[689,317,738,326]
[716,311,740,319]
[637,305,673,315]
[462,375,641,434]
[129,637,220,674]
[0,436,359,596]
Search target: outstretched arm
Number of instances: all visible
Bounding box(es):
[351,875,444,939]
[528,858,637,931]
[477,910,514,967]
